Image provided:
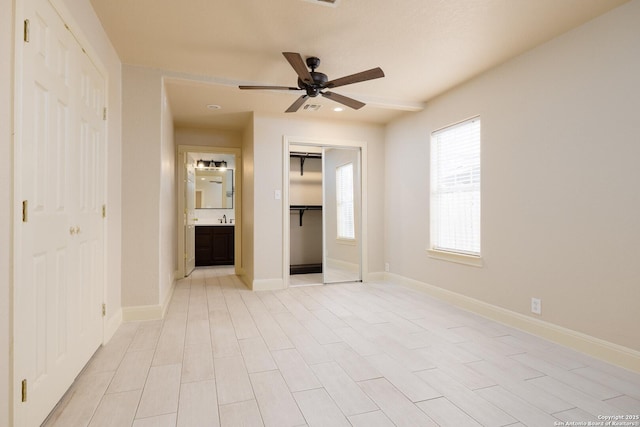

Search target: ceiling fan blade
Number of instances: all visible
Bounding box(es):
[239,85,301,90]
[322,91,366,110]
[283,52,313,85]
[286,95,309,113]
[325,67,385,89]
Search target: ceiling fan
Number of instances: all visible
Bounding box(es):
[239,52,385,113]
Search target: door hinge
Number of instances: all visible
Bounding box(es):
[23,19,30,43]
[22,200,28,222]
[103,107,107,121]
[21,379,27,402]
[102,303,106,317]
[184,253,187,260]
[102,204,106,218]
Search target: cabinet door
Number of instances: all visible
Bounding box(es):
[211,228,234,264]
[195,227,213,266]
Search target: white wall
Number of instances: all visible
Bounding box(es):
[251,114,385,288]
[1,0,14,423]
[385,0,640,352]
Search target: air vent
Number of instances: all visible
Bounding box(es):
[303,104,322,111]
[302,0,341,7]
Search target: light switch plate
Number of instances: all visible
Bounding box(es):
[274,190,281,200]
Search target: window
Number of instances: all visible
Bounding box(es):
[430,117,481,259]
[336,162,355,240]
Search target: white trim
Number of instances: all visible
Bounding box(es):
[336,237,357,246]
[385,272,640,373]
[427,249,483,267]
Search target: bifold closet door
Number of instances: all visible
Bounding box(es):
[15,0,106,424]
[322,147,362,284]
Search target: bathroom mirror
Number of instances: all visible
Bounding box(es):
[195,168,234,209]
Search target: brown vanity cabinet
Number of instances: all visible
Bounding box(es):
[195,226,234,266]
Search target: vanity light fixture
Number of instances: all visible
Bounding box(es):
[197,159,228,170]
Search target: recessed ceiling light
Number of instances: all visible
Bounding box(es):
[333,107,344,112]
[206,104,221,110]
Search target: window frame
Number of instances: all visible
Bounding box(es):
[428,116,483,267]
[335,161,355,242]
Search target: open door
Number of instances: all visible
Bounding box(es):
[322,147,362,284]
[185,159,196,276]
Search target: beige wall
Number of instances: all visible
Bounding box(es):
[241,117,255,285]
[121,65,163,307]
[250,114,385,287]
[159,84,177,303]
[175,127,242,149]
[385,0,640,352]
[1,0,14,422]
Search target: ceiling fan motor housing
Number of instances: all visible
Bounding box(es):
[298,71,328,97]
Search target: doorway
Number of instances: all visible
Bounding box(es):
[285,140,365,286]
[177,146,242,278]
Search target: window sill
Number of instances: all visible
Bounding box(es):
[336,238,357,246]
[427,249,483,267]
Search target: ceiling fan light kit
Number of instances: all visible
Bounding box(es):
[239,52,385,113]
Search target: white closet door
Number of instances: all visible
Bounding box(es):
[15,0,105,424]
[185,160,196,275]
[322,147,362,284]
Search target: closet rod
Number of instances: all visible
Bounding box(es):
[290,152,322,176]
[290,205,322,226]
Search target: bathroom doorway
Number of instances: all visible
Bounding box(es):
[177,145,242,278]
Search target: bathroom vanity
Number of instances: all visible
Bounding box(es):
[195,225,234,266]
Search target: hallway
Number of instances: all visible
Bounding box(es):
[43,267,640,426]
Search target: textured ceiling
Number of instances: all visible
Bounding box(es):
[90,0,629,129]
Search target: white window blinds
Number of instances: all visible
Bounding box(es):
[430,117,481,256]
[336,163,355,240]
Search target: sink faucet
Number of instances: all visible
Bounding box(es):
[223,214,227,224]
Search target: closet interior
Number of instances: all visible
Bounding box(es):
[289,147,323,278]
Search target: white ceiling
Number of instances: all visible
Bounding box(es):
[90,0,628,129]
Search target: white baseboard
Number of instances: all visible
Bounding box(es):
[385,272,640,373]
[252,278,284,291]
[122,280,176,321]
[103,308,122,343]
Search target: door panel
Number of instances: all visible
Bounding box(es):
[15,0,105,424]
[322,147,362,284]
[185,160,196,275]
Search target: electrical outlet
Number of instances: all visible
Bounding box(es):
[384,262,390,272]
[531,297,541,315]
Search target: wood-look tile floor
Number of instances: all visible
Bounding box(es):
[43,267,640,427]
